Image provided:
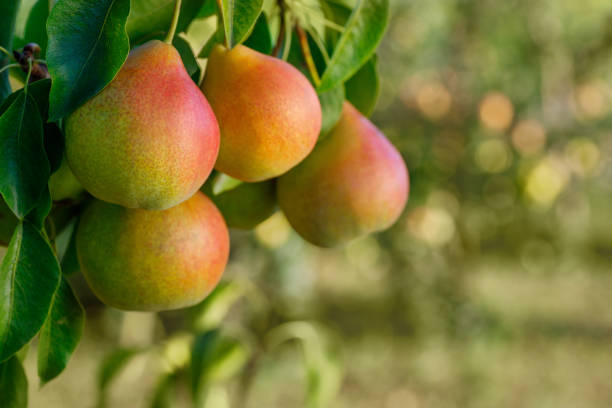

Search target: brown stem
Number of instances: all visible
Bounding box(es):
[271,0,286,57]
[296,25,321,87]
[13,43,49,83]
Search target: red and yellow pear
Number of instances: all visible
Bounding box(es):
[65,40,219,210]
[76,192,229,311]
[277,102,409,247]
[200,44,321,182]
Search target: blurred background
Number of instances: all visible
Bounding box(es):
[19,0,612,406]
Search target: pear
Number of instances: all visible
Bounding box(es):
[76,192,229,311]
[277,102,409,247]
[201,177,276,229]
[200,44,321,182]
[65,40,219,210]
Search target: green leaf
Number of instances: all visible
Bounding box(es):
[212,173,243,195]
[173,35,201,83]
[15,344,29,362]
[267,321,342,408]
[150,373,176,408]
[190,281,246,331]
[43,123,64,175]
[218,0,263,48]
[0,78,51,118]
[345,55,379,116]
[60,223,80,276]
[99,348,142,390]
[318,84,345,138]
[191,330,250,404]
[0,79,64,175]
[25,185,51,229]
[317,0,388,92]
[0,221,61,362]
[243,13,271,54]
[127,0,205,43]
[98,348,142,407]
[0,355,28,408]
[47,0,131,121]
[0,0,20,103]
[199,27,224,58]
[197,0,217,19]
[13,0,50,56]
[37,276,85,385]
[0,91,50,219]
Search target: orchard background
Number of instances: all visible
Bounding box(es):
[2,0,612,407]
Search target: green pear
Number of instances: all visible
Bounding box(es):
[200,44,321,182]
[65,40,220,210]
[76,192,229,311]
[277,102,409,247]
[201,176,277,229]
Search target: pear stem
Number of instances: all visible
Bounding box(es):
[164,0,182,44]
[296,25,320,88]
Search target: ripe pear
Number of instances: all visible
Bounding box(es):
[277,102,409,247]
[49,156,84,202]
[201,176,277,229]
[76,192,229,311]
[200,44,321,182]
[65,40,219,210]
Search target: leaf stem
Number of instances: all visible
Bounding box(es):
[296,25,320,87]
[164,0,183,44]
[0,45,13,60]
[0,63,19,76]
[271,0,286,57]
[215,0,229,48]
[24,59,33,91]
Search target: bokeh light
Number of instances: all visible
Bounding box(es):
[479,92,514,132]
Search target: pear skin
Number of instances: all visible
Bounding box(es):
[201,177,277,229]
[277,103,409,247]
[76,192,229,311]
[66,40,219,210]
[201,44,321,182]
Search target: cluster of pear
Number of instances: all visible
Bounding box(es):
[1,39,409,312]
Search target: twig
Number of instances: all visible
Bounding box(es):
[296,25,320,87]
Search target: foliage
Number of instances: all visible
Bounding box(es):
[0,0,389,406]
